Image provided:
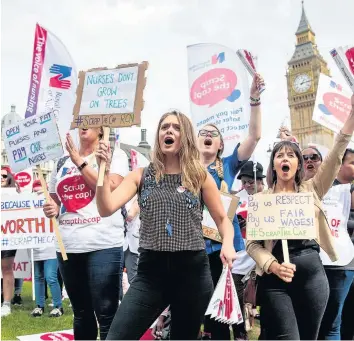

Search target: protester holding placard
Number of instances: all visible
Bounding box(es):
[246,94,354,340]
[198,74,263,340]
[96,111,236,340]
[43,128,129,340]
[1,166,21,317]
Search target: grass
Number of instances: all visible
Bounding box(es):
[1,282,73,340]
[1,282,260,340]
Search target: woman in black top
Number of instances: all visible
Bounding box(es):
[96,111,236,340]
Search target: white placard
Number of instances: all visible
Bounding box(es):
[1,193,55,250]
[330,46,354,92]
[2,112,63,173]
[17,330,74,341]
[79,66,139,115]
[0,249,31,279]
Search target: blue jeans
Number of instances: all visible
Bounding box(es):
[319,269,354,340]
[57,247,123,341]
[34,259,62,308]
[14,278,23,295]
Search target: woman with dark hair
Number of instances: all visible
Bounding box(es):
[197,74,263,340]
[43,128,129,340]
[96,111,236,340]
[247,94,354,340]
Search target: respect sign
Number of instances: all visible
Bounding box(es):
[2,112,63,173]
[1,193,55,250]
[246,193,316,240]
[71,62,148,129]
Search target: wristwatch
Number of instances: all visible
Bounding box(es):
[78,161,88,172]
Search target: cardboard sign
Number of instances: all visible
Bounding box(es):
[202,192,239,242]
[2,112,63,173]
[1,193,55,250]
[312,74,353,144]
[17,330,74,341]
[0,249,31,279]
[246,193,316,241]
[71,62,148,129]
[330,46,354,92]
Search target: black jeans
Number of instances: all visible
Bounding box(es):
[57,247,123,340]
[204,251,248,340]
[259,248,329,340]
[107,249,213,340]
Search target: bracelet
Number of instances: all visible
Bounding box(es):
[78,161,88,172]
[250,102,261,107]
[250,96,260,102]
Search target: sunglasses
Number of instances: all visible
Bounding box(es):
[1,174,8,179]
[198,129,220,138]
[303,154,320,162]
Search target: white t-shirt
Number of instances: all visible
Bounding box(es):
[123,216,140,254]
[33,246,57,261]
[49,148,129,253]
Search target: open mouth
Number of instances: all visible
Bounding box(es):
[164,136,174,145]
[81,128,88,132]
[281,165,290,172]
[204,138,212,146]
[306,164,314,170]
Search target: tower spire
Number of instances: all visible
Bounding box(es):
[296,0,313,35]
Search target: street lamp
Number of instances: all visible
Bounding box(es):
[267,144,272,157]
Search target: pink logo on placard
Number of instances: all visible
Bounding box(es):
[190,68,241,107]
[40,332,74,341]
[318,92,352,123]
[345,47,354,75]
[15,172,32,188]
[57,176,94,213]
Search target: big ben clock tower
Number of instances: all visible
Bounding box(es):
[287,1,334,148]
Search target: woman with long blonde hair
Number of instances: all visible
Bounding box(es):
[197,74,263,340]
[96,111,236,340]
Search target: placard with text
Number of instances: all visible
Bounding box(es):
[246,193,316,241]
[71,62,148,129]
[2,112,63,173]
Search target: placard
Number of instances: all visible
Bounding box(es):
[246,193,316,241]
[17,330,74,341]
[313,74,353,144]
[1,193,55,250]
[71,62,148,129]
[330,46,354,92]
[2,112,63,173]
[0,249,31,279]
[202,192,239,242]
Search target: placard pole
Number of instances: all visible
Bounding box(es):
[281,239,290,263]
[31,249,35,301]
[36,165,68,261]
[97,126,110,187]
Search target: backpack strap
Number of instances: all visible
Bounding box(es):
[138,166,149,195]
[56,156,70,174]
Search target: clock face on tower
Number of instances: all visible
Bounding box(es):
[292,73,312,93]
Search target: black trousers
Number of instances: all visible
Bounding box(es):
[259,248,329,340]
[204,251,248,340]
[107,249,213,340]
[341,279,354,340]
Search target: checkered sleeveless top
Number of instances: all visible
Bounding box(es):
[138,164,205,251]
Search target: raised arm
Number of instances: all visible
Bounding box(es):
[237,74,263,161]
[95,140,141,217]
[312,94,354,199]
[202,173,236,267]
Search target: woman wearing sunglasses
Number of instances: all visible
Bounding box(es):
[197,74,264,340]
[247,94,354,340]
[302,146,354,340]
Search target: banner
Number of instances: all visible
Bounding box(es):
[15,169,33,193]
[313,74,353,144]
[320,184,354,266]
[246,193,316,240]
[130,148,150,170]
[25,23,77,141]
[187,44,250,157]
[2,112,63,173]
[0,249,31,279]
[330,46,354,92]
[1,193,55,250]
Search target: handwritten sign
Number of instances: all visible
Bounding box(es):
[203,192,239,242]
[246,193,316,240]
[71,62,148,129]
[1,193,55,250]
[2,112,63,173]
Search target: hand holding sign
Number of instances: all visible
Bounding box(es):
[269,262,296,283]
[250,73,265,99]
[220,243,237,269]
[43,197,59,218]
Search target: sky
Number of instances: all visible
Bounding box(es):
[1,0,354,169]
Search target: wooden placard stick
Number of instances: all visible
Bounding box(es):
[282,239,290,263]
[97,126,110,186]
[36,165,68,261]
